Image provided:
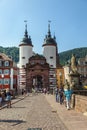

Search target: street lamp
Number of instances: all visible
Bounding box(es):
[1,74,4,90]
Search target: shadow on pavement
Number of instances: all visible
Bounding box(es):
[12,106,26,108]
[0,119,26,126]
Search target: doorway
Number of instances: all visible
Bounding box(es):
[32,75,43,91]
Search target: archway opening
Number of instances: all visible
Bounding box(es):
[32,75,43,91]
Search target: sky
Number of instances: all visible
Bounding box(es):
[0,0,87,54]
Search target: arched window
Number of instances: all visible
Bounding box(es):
[4,61,9,66]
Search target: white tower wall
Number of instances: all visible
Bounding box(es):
[19,45,33,68]
[43,45,56,68]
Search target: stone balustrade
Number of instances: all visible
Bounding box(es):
[71,91,87,113]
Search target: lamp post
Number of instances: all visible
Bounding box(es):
[1,74,4,90]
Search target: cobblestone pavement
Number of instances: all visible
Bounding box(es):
[0,94,68,130]
[45,94,87,130]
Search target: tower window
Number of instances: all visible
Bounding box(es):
[22,65,25,68]
[50,75,53,77]
[50,82,53,84]
[50,56,53,59]
[22,57,25,59]
[50,65,53,67]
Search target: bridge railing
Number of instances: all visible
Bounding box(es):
[73,90,87,96]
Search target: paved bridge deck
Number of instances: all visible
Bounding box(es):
[0,93,87,130]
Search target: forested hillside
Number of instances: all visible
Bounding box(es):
[0,46,87,65]
[59,47,87,65]
[0,46,19,63]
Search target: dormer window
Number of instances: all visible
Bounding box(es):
[4,61,9,66]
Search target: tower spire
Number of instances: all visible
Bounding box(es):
[48,20,51,38]
[21,20,32,45]
[24,20,28,38]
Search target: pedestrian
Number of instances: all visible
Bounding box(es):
[55,87,59,102]
[22,89,24,95]
[0,92,2,107]
[59,87,64,104]
[64,87,73,110]
[43,88,47,94]
[23,89,26,96]
[5,88,12,108]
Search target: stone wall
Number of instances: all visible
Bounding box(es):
[74,95,87,113]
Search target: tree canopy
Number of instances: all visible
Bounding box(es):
[0,46,87,65]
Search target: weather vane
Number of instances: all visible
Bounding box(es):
[48,20,51,24]
[48,20,51,33]
[24,20,27,30]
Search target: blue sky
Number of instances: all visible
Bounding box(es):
[0,0,87,53]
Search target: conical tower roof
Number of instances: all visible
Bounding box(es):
[42,21,57,46]
[19,21,33,47]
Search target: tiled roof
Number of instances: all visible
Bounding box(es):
[0,53,12,61]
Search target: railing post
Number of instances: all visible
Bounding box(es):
[71,94,75,108]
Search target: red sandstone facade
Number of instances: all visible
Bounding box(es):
[26,54,49,91]
[0,53,18,91]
